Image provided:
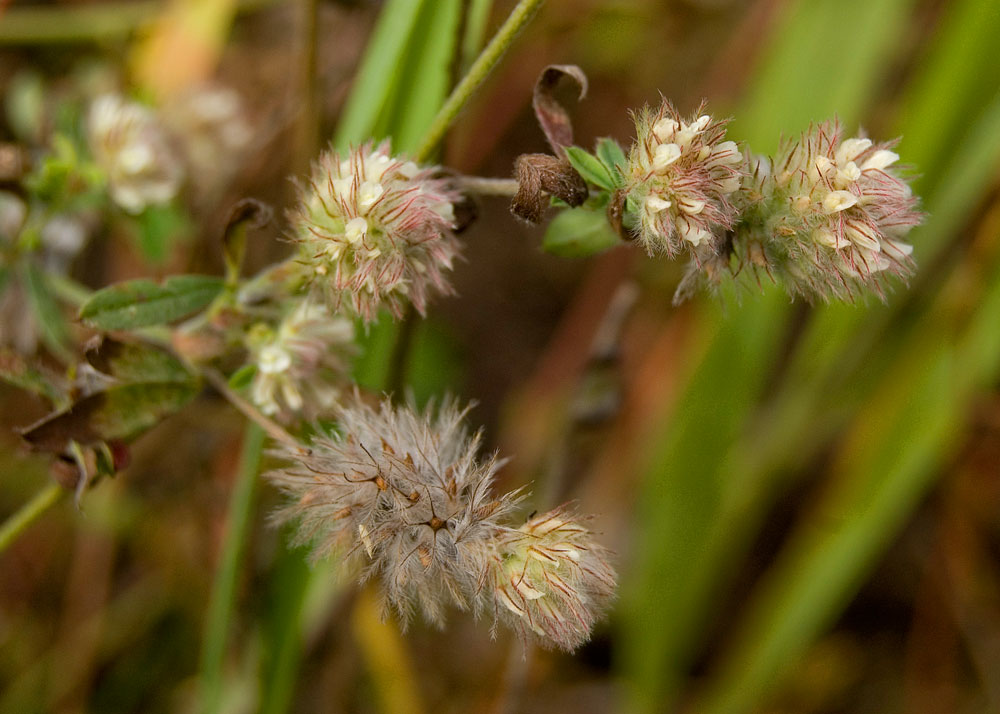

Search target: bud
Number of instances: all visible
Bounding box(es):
[625,101,742,256]
[246,300,354,421]
[483,507,616,652]
[87,94,183,214]
[290,142,460,322]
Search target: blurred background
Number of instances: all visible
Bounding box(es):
[1,0,999,712]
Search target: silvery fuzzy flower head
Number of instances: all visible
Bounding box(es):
[87,94,184,214]
[247,301,355,421]
[482,507,616,652]
[625,101,743,256]
[266,395,519,626]
[291,141,460,323]
[716,122,922,301]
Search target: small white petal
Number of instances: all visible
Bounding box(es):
[653,143,681,170]
[645,196,672,213]
[822,190,858,213]
[835,138,872,165]
[652,117,678,141]
[345,216,368,243]
[861,149,899,172]
[679,197,706,215]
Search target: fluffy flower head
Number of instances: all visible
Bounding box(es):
[484,507,616,651]
[292,142,460,322]
[266,395,517,625]
[87,94,183,213]
[625,101,742,256]
[733,121,921,300]
[247,301,354,421]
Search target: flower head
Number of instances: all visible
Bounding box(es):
[247,301,354,421]
[87,94,183,213]
[266,395,517,625]
[291,142,460,322]
[482,507,616,651]
[692,121,922,302]
[625,101,742,256]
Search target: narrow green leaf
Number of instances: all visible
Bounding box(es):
[79,274,224,330]
[541,206,620,258]
[564,145,616,191]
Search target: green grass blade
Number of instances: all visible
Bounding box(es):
[332,0,428,149]
[199,423,264,714]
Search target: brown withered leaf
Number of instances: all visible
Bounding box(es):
[511,154,588,223]
[533,64,588,154]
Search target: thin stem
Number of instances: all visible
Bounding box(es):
[386,305,417,398]
[412,0,546,163]
[0,482,63,555]
[455,176,520,196]
[201,368,307,453]
[199,422,265,714]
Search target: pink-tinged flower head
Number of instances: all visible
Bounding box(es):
[247,300,355,421]
[87,94,184,214]
[291,142,460,322]
[483,507,616,652]
[735,121,921,300]
[625,101,742,256]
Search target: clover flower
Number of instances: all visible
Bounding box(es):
[291,142,460,322]
[266,396,519,625]
[247,301,354,421]
[266,395,618,648]
[685,121,922,302]
[87,94,183,214]
[483,507,616,652]
[625,101,742,256]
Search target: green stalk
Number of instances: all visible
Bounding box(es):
[198,423,265,714]
[0,482,63,555]
[412,0,545,162]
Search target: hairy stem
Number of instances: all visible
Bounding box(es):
[201,368,307,453]
[413,0,545,163]
[0,482,63,555]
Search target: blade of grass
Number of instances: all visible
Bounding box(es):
[460,0,494,74]
[333,0,430,149]
[0,482,63,555]
[198,422,264,714]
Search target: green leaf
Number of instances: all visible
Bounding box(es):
[227,364,256,391]
[84,338,191,384]
[595,137,628,183]
[20,380,200,454]
[542,206,620,258]
[79,274,224,331]
[564,145,616,191]
[23,263,72,361]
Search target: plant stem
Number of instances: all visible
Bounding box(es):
[201,368,307,453]
[0,482,63,555]
[198,422,265,714]
[455,176,520,196]
[412,0,545,163]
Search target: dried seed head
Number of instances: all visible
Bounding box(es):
[247,300,355,421]
[266,395,518,626]
[290,141,460,322]
[483,507,616,652]
[625,101,742,256]
[87,94,183,214]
